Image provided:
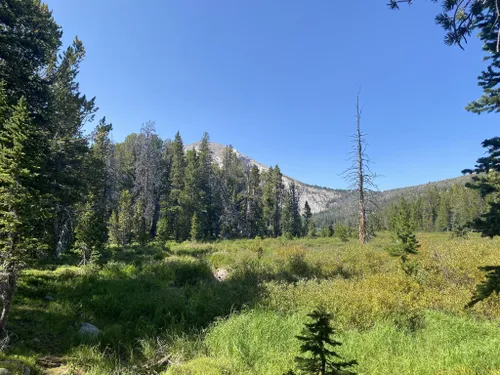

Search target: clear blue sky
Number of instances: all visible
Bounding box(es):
[45,0,497,191]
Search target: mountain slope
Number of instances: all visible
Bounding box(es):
[185,142,348,214]
[313,175,472,225]
[185,142,471,218]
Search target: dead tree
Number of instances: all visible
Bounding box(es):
[342,93,377,244]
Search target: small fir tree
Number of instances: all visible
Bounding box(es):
[190,212,202,242]
[284,307,357,375]
[74,197,104,265]
[387,198,420,275]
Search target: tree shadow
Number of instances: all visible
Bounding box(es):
[9,257,267,363]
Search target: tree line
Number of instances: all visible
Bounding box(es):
[96,127,315,252]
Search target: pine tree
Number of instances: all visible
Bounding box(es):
[180,149,200,241]
[74,118,113,260]
[132,122,163,239]
[463,138,500,306]
[387,198,420,275]
[434,193,451,232]
[219,145,245,238]
[244,166,263,238]
[302,201,313,236]
[0,93,46,334]
[282,181,302,237]
[262,166,276,236]
[74,197,103,265]
[197,133,217,240]
[190,212,202,242]
[46,38,97,256]
[165,131,186,241]
[284,307,357,375]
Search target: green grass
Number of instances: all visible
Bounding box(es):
[2,233,499,374]
[167,309,500,375]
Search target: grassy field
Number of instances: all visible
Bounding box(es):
[2,233,499,374]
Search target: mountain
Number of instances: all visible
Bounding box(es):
[185,142,349,214]
[185,141,471,217]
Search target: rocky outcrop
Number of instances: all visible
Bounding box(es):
[185,142,349,214]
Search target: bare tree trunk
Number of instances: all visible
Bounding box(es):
[356,95,367,245]
[0,266,17,335]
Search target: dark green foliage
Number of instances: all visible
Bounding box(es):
[0,88,48,332]
[467,266,500,308]
[190,212,202,242]
[387,198,420,275]
[0,0,61,113]
[303,201,313,236]
[243,166,264,238]
[164,132,186,241]
[282,181,302,237]
[262,166,285,237]
[463,138,500,306]
[284,307,357,375]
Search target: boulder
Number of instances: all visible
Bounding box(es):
[79,322,101,336]
[214,268,229,281]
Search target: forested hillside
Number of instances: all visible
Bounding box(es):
[313,176,486,234]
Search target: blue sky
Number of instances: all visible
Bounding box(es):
[46,0,497,191]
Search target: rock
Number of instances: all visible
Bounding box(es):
[23,367,30,375]
[0,368,12,375]
[44,295,55,301]
[214,268,229,281]
[79,322,101,336]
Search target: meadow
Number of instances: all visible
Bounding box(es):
[2,233,499,374]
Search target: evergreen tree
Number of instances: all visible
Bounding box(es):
[165,131,185,241]
[190,212,202,242]
[272,166,285,237]
[0,93,46,333]
[46,38,97,256]
[302,201,313,236]
[0,0,61,112]
[463,138,500,306]
[180,149,200,241]
[74,118,114,260]
[387,198,420,275]
[284,307,357,375]
[74,197,103,264]
[434,193,451,232]
[282,181,302,237]
[219,145,245,238]
[132,122,163,239]
[262,166,276,236]
[243,166,264,238]
[197,133,217,240]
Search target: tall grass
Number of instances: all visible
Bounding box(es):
[167,310,500,375]
[4,233,500,374]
